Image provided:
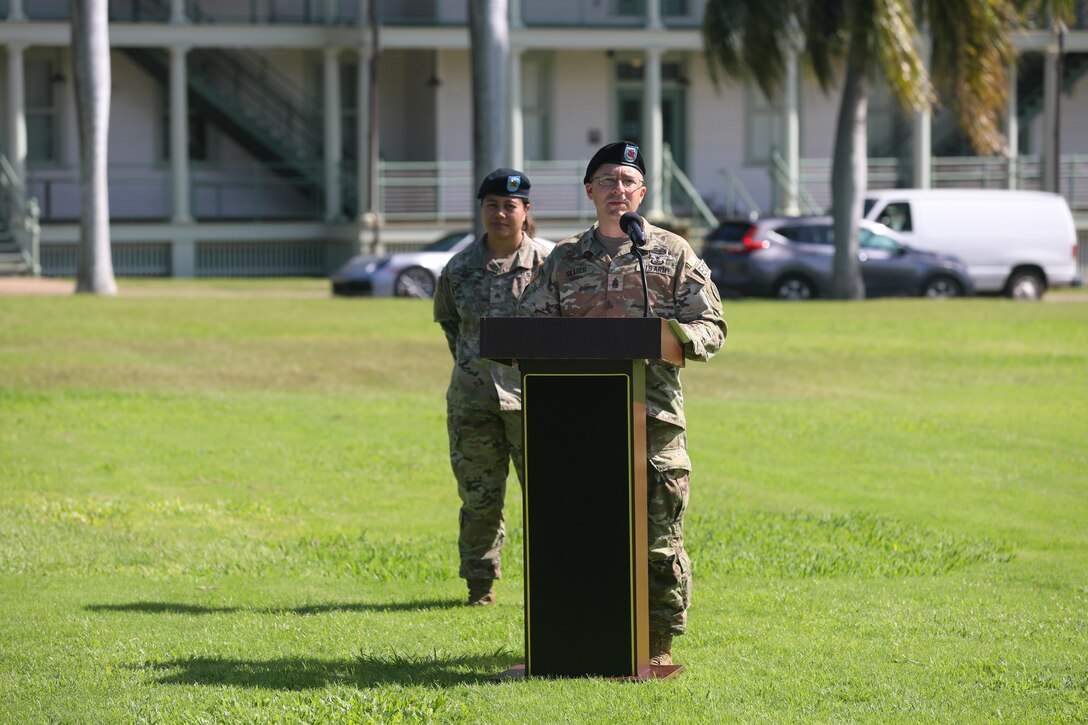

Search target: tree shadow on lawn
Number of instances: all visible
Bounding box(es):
[141,650,519,689]
[86,599,463,615]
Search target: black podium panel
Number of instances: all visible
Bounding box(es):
[479,318,681,680]
[522,372,636,677]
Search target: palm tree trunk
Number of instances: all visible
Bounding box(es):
[71,0,116,295]
[829,43,867,300]
[468,0,509,240]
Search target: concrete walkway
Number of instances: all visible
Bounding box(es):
[0,277,75,295]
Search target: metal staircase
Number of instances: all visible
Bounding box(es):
[0,155,40,277]
[119,0,337,216]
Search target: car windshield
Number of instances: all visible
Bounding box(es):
[860,229,900,251]
[424,233,471,252]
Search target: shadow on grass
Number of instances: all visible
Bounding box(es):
[142,650,518,689]
[86,599,463,615]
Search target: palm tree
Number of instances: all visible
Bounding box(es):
[71,0,116,295]
[702,0,1062,299]
[468,0,510,241]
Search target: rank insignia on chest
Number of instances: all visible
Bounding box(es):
[608,273,622,291]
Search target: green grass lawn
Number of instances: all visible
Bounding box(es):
[2,283,1086,723]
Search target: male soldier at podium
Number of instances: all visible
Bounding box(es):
[516,142,726,666]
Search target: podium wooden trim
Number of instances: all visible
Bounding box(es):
[480,317,685,681]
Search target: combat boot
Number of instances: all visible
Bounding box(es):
[649,633,673,666]
[466,579,495,606]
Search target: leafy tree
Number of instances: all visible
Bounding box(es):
[702,0,1069,299]
[71,0,116,295]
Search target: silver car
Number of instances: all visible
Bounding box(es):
[330,231,475,298]
[703,216,974,300]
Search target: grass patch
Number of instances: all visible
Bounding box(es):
[2,290,1087,722]
[689,510,1013,578]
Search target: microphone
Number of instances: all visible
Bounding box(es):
[619,212,647,247]
[618,212,652,318]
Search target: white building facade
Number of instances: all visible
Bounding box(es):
[1,0,1087,277]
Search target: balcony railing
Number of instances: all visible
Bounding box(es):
[10,0,1088,27]
[25,154,1088,226]
[795,155,1088,214]
[12,0,710,26]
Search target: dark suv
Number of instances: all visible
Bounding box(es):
[701,215,974,299]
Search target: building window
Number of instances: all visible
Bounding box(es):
[341,62,358,164]
[615,59,684,82]
[522,52,552,161]
[613,0,690,17]
[614,56,689,169]
[26,59,59,164]
[745,84,783,166]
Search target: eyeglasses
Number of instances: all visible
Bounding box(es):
[592,175,644,191]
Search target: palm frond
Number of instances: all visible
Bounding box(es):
[926,0,1017,155]
[703,0,805,98]
[1010,0,1076,26]
[804,0,850,91]
[872,0,935,114]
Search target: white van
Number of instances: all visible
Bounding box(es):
[862,189,1079,299]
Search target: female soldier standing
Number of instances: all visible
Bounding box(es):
[433,168,552,605]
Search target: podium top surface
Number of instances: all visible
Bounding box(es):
[480,317,684,367]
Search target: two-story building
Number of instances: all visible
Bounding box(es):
[2,0,1087,278]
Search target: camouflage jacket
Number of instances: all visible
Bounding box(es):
[434,234,552,411]
[516,221,726,432]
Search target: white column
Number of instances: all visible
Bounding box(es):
[6,44,27,189]
[1042,43,1060,193]
[169,45,192,223]
[643,47,663,219]
[508,47,524,172]
[783,44,800,215]
[356,46,370,226]
[8,0,26,21]
[646,0,662,30]
[912,37,932,189]
[323,47,343,221]
[1006,60,1018,190]
[912,109,931,189]
[170,0,187,23]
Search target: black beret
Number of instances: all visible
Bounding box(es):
[583,141,646,184]
[476,168,531,199]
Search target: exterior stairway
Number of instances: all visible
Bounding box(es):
[119,0,342,216]
[0,155,39,277]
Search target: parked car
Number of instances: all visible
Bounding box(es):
[702,215,974,300]
[330,231,475,298]
[331,230,557,298]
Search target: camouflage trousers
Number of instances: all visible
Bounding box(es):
[447,407,524,581]
[648,423,692,637]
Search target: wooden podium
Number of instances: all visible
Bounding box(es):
[480,317,684,680]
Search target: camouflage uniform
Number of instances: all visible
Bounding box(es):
[434,234,552,581]
[516,221,726,637]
